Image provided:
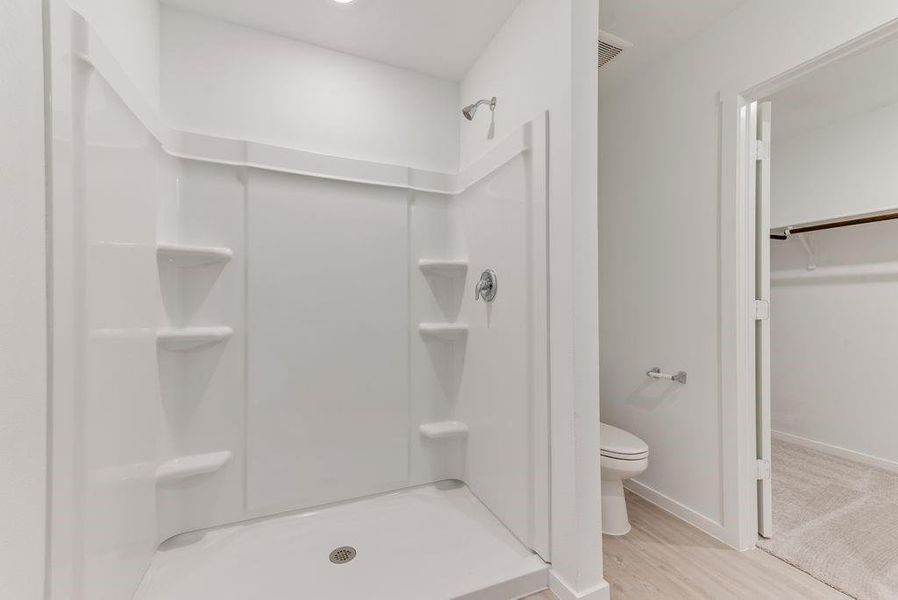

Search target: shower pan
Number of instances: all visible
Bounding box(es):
[41,1,586,598]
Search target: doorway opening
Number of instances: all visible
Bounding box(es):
[732,22,898,599]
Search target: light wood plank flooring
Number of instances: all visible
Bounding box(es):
[525,491,848,599]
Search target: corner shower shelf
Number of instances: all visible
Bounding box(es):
[418,259,468,277]
[419,421,469,440]
[157,243,233,267]
[157,326,233,351]
[418,322,469,340]
[156,450,232,486]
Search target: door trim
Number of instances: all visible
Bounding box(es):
[719,16,898,551]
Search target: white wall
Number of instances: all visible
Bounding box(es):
[0,1,48,598]
[463,1,605,597]
[161,7,460,173]
[599,0,898,547]
[771,221,898,467]
[772,100,898,228]
[770,100,898,467]
[69,0,160,105]
[459,1,567,168]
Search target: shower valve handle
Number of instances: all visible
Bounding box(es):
[474,269,498,302]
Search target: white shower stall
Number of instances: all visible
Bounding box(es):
[44,1,604,599]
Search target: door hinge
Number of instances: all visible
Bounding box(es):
[752,139,770,161]
[753,299,770,321]
[756,459,771,480]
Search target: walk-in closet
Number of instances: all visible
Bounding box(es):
[756,34,898,600]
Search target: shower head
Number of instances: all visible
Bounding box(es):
[462,96,497,120]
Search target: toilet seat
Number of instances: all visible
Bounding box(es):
[600,423,648,461]
[600,422,649,535]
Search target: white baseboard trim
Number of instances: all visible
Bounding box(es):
[623,479,733,547]
[548,570,610,600]
[773,430,898,473]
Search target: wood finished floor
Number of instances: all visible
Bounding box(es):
[524,491,849,599]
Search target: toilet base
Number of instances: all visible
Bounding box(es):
[601,478,631,536]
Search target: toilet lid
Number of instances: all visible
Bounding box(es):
[600,423,648,460]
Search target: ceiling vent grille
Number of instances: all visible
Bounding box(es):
[598,40,623,68]
[598,29,633,69]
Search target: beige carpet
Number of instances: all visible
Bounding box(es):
[758,438,898,599]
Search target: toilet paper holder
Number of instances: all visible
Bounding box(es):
[647,367,687,385]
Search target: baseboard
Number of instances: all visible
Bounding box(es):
[548,570,610,600]
[773,430,898,473]
[623,479,732,546]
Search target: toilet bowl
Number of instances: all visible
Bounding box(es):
[600,422,648,536]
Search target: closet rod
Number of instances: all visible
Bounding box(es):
[770,211,898,240]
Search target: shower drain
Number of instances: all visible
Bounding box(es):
[329,546,357,564]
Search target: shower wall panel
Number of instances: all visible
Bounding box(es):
[51,12,250,595]
[408,191,467,485]
[60,66,165,600]
[68,0,161,105]
[452,136,549,558]
[52,5,555,593]
[155,159,247,541]
[246,172,410,514]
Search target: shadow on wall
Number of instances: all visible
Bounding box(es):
[158,258,228,326]
[422,336,467,406]
[424,275,465,321]
[158,342,228,431]
[625,380,682,411]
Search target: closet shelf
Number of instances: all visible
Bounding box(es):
[418,259,468,277]
[419,421,469,440]
[157,243,233,267]
[157,326,233,351]
[770,209,898,240]
[156,451,232,486]
[418,323,469,340]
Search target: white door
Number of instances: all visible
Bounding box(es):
[752,101,773,538]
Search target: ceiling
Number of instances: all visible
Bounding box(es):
[766,35,898,140]
[160,0,522,81]
[598,0,745,90]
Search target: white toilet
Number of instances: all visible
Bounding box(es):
[600,422,649,536]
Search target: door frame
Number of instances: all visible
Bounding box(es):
[719,18,898,551]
